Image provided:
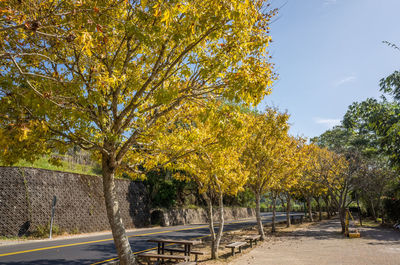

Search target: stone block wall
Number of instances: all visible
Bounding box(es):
[153,207,255,226]
[0,167,150,237]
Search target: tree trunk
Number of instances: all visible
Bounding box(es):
[102,156,135,265]
[213,193,225,259]
[280,195,285,213]
[377,195,383,223]
[324,196,331,219]
[339,207,346,234]
[271,192,277,233]
[356,194,362,226]
[286,193,291,227]
[370,200,377,222]
[314,196,322,221]
[307,196,313,222]
[205,195,217,259]
[255,190,265,240]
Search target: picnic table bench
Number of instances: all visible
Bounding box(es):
[146,238,201,263]
[290,215,304,224]
[176,262,197,265]
[243,234,261,247]
[164,247,204,261]
[137,253,189,264]
[225,241,247,256]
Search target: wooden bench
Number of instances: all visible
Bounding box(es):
[176,262,197,265]
[225,241,247,256]
[137,253,189,264]
[290,215,304,224]
[244,235,261,247]
[164,248,204,261]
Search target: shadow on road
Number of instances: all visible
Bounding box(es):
[2,259,95,265]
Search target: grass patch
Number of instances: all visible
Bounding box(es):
[360,218,381,227]
[0,236,28,241]
[1,156,101,176]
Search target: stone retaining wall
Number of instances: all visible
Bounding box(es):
[153,207,255,226]
[0,167,150,237]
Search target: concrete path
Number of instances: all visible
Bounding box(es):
[229,218,400,265]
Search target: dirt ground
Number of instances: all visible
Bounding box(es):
[195,218,400,265]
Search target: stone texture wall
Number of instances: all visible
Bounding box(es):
[0,167,150,237]
[154,207,255,226]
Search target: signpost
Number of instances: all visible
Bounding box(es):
[49,195,57,239]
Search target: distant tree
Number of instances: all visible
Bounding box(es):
[354,159,396,221]
[312,133,354,233]
[241,108,290,236]
[380,41,400,100]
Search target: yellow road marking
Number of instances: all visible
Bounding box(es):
[0,238,114,258]
[90,257,117,265]
[0,215,284,260]
[0,225,207,258]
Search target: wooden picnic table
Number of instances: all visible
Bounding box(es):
[243,234,261,247]
[147,238,202,258]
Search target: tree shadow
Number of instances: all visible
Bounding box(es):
[18,221,31,237]
[362,226,400,245]
[275,218,400,244]
[276,219,345,240]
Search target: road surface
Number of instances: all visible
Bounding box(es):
[0,212,303,265]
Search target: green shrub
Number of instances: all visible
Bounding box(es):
[33,223,63,238]
[71,227,80,234]
[383,198,400,222]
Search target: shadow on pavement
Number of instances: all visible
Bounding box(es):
[275,217,400,244]
[363,226,400,245]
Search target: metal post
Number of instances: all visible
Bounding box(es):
[49,195,57,239]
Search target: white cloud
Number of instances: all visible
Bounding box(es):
[334,75,357,87]
[324,0,337,5]
[314,118,341,128]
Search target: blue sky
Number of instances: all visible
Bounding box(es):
[259,0,400,138]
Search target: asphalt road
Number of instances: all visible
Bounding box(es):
[0,212,303,265]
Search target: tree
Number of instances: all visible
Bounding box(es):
[380,41,400,100]
[0,1,276,263]
[355,159,396,221]
[159,102,249,259]
[342,42,400,168]
[242,108,289,237]
[313,145,350,233]
[271,136,306,227]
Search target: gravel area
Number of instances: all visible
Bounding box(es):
[228,218,400,265]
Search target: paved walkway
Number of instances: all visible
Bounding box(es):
[229,218,400,265]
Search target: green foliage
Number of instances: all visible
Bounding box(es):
[383,198,400,222]
[383,182,400,222]
[236,188,256,208]
[144,168,198,209]
[33,224,63,238]
[380,42,400,100]
[71,227,80,235]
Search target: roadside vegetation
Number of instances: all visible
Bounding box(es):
[0,155,101,176]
